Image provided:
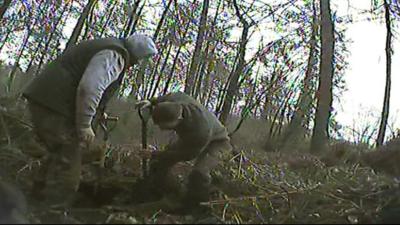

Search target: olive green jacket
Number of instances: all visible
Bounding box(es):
[23,38,130,121]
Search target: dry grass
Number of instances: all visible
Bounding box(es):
[1,95,400,224]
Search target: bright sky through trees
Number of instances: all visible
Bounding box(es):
[0,0,398,143]
[334,1,400,141]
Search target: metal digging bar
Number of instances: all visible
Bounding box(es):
[93,113,118,194]
[138,107,151,179]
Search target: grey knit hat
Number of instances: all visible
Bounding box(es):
[125,34,158,60]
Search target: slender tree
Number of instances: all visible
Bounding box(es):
[195,0,223,101]
[163,35,188,94]
[132,0,173,99]
[310,0,335,153]
[149,42,173,98]
[280,1,318,151]
[7,3,50,93]
[377,0,392,147]
[121,0,141,38]
[65,0,98,50]
[129,0,146,36]
[82,3,97,40]
[219,0,254,124]
[153,0,173,40]
[98,1,118,38]
[0,0,11,21]
[184,0,210,96]
[162,0,196,94]
[35,2,72,75]
[0,17,19,54]
[215,54,239,115]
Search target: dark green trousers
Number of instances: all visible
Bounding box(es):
[28,101,82,204]
[149,139,232,206]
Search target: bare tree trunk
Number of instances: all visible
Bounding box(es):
[149,42,173,98]
[7,34,32,93]
[132,0,173,99]
[121,0,141,38]
[261,62,278,120]
[98,1,117,38]
[143,38,167,98]
[7,3,50,93]
[82,3,96,40]
[129,1,146,36]
[377,0,392,147]
[310,0,334,154]
[269,92,293,139]
[215,53,239,116]
[280,0,317,151]
[215,85,225,114]
[238,59,256,88]
[65,0,98,50]
[0,5,23,54]
[35,3,72,76]
[276,92,294,137]
[153,0,173,40]
[26,36,46,71]
[29,3,69,71]
[0,0,11,21]
[206,80,215,107]
[162,16,192,95]
[193,58,207,99]
[184,0,210,95]
[229,66,260,137]
[219,0,251,125]
[200,59,213,105]
[196,0,223,102]
[219,40,248,122]
[0,26,12,54]
[163,44,183,95]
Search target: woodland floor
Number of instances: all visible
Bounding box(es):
[1,96,400,224]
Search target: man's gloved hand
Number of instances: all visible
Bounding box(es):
[78,126,95,144]
[135,100,152,110]
[101,112,109,121]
